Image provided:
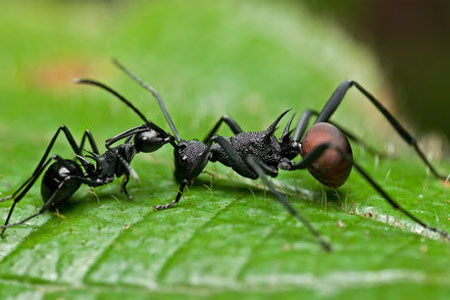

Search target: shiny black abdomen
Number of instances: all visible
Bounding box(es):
[40,159,83,209]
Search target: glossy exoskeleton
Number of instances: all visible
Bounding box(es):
[0,80,172,236]
[112,60,450,252]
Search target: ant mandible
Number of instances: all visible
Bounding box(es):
[0,80,172,236]
[111,60,450,252]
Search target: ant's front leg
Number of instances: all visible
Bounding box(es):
[121,174,132,200]
[117,154,140,200]
[153,179,190,211]
[154,141,215,211]
[105,125,148,149]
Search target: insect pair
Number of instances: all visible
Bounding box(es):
[1,60,449,252]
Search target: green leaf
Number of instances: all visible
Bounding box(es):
[1,1,449,299]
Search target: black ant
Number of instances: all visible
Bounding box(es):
[0,80,172,236]
[111,60,450,252]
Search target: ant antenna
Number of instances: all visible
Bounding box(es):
[75,78,170,139]
[112,59,182,143]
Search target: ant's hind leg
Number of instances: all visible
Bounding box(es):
[246,156,331,252]
[1,175,79,233]
[1,126,82,202]
[1,157,55,236]
[79,130,100,154]
[315,79,445,179]
[289,142,450,241]
[1,158,114,235]
[203,115,244,143]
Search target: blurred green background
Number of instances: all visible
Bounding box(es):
[304,0,450,143]
[0,0,449,299]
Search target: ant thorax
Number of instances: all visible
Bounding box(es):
[210,131,282,176]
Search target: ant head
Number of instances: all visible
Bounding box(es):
[111,60,212,183]
[174,140,210,183]
[134,129,172,153]
[301,122,353,188]
[75,78,174,151]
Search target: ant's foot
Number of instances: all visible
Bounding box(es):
[153,202,175,211]
[122,187,133,200]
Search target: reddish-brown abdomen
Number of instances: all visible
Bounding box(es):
[300,122,353,188]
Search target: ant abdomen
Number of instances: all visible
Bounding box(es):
[40,160,83,209]
[301,122,353,188]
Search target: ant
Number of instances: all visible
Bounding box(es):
[0,80,172,236]
[111,60,450,252]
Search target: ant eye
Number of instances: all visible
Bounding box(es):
[177,143,187,150]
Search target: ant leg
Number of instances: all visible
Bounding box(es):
[117,154,140,185]
[125,135,134,144]
[1,157,54,236]
[105,125,148,149]
[1,171,97,232]
[315,79,445,179]
[79,130,100,154]
[1,126,81,204]
[246,156,331,252]
[289,109,385,157]
[121,174,132,200]
[155,141,216,210]
[291,109,316,142]
[153,179,189,211]
[1,179,64,231]
[203,115,243,143]
[32,125,83,175]
[288,143,450,241]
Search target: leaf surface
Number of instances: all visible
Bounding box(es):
[0,1,449,299]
